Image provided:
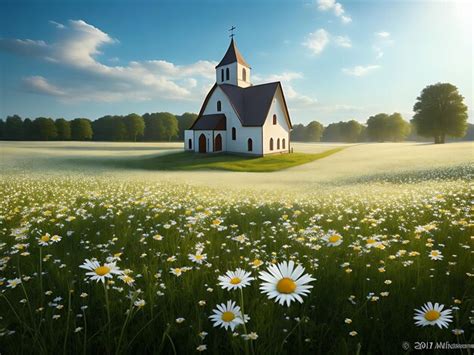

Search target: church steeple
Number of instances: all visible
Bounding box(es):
[215,39,251,88]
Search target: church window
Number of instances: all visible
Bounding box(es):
[277,138,280,150]
[282,138,286,149]
[232,127,236,140]
[221,69,224,82]
[188,139,192,150]
[248,138,253,151]
[270,138,274,151]
[242,68,246,81]
[273,114,277,125]
[226,68,230,80]
[217,100,222,112]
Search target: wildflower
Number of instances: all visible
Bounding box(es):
[209,300,246,331]
[176,317,185,323]
[120,274,135,286]
[323,233,343,247]
[218,268,254,290]
[250,259,263,268]
[7,278,22,289]
[344,318,352,324]
[349,331,358,336]
[428,250,443,261]
[196,345,207,352]
[188,252,207,264]
[38,233,51,246]
[452,329,464,335]
[134,299,146,308]
[259,260,315,306]
[79,259,123,283]
[414,302,453,329]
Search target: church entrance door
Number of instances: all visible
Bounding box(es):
[214,134,222,152]
[199,134,206,153]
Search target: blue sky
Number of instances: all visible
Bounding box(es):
[0,0,472,125]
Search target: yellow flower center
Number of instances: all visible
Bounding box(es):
[41,235,50,242]
[277,278,297,294]
[195,255,203,260]
[366,239,376,244]
[328,235,341,243]
[424,310,441,321]
[230,277,241,285]
[95,266,111,276]
[431,251,439,256]
[221,311,235,322]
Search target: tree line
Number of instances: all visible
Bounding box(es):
[0,112,198,142]
[292,83,470,143]
[0,83,470,144]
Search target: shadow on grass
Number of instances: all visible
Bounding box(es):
[66,148,346,172]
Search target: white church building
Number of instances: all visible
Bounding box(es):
[184,39,292,156]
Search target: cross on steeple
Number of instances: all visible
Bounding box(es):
[228,26,236,38]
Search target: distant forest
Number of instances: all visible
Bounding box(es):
[0,112,472,143]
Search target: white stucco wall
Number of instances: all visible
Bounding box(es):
[184,130,193,151]
[203,87,262,155]
[262,88,291,155]
[216,63,251,88]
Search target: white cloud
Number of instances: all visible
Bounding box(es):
[317,0,352,24]
[0,20,217,102]
[342,65,380,76]
[334,35,352,48]
[302,29,330,54]
[23,76,65,97]
[375,31,390,38]
[49,20,65,29]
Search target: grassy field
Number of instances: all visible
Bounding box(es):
[0,141,472,354]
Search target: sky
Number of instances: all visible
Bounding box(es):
[0,0,472,125]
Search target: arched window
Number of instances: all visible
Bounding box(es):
[248,138,253,152]
[242,68,247,81]
[217,100,222,112]
[269,138,274,151]
[188,139,192,150]
[221,69,224,82]
[282,138,286,149]
[226,68,230,80]
[277,138,280,150]
[273,114,277,125]
[232,127,236,140]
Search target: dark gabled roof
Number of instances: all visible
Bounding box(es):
[190,82,292,130]
[190,114,226,130]
[215,39,250,68]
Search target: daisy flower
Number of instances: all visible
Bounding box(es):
[428,250,443,261]
[188,252,207,264]
[259,260,315,307]
[38,233,51,246]
[7,278,22,288]
[79,259,123,283]
[209,300,246,331]
[218,268,254,290]
[323,232,343,247]
[414,302,453,329]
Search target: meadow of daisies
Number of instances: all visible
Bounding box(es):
[0,142,473,354]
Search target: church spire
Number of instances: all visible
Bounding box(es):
[215,38,250,69]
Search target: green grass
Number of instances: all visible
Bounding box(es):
[101,147,346,172]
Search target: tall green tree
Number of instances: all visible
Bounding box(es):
[412,83,468,144]
[366,114,389,142]
[124,113,145,141]
[5,115,23,140]
[71,118,93,141]
[177,113,198,140]
[290,124,306,141]
[386,113,411,141]
[304,121,324,142]
[55,118,71,140]
[0,119,4,139]
[23,118,36,140]
[143,112,178,141]
[33,117,57,140]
